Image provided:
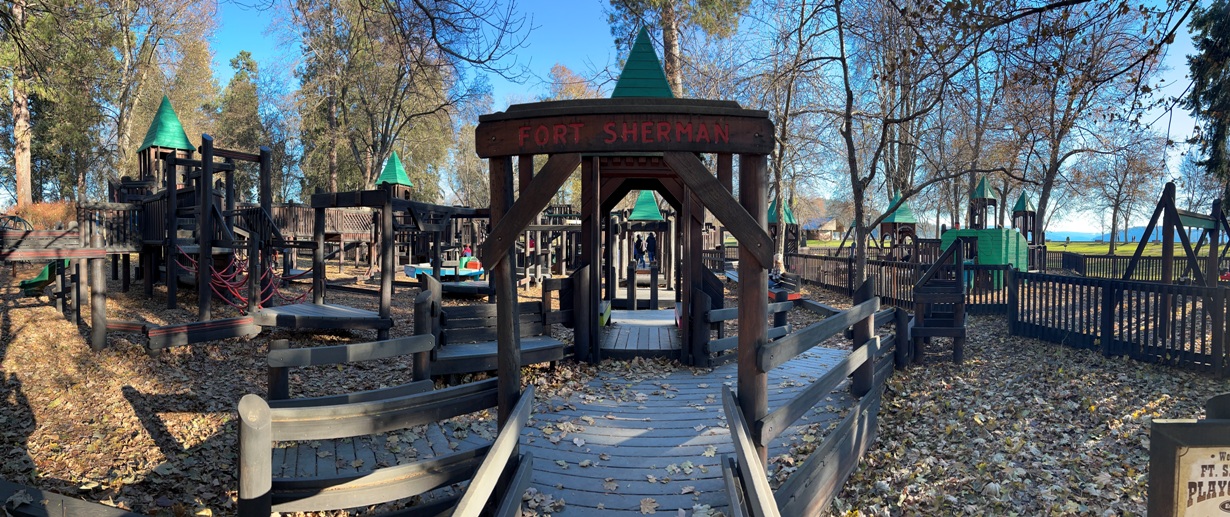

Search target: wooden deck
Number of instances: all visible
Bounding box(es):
[601,310,681,359]
[264,344,851,515]
[611,286,677,310]
[253,303,394,330]
[523,346,852,514]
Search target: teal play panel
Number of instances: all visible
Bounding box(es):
[940,228,1028,289]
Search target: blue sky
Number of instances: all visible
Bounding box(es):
[211,0,618,108]
[209,0,1200,233]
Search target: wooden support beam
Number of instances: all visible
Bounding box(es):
[736,153,769,464]
[481,153,581,269]
[198,135,215,321]
[489,155,521,427]
[379,184,395,341]
[663,152,773,268]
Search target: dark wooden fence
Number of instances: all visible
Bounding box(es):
[722,282,912,516]
[786,253,1010,315]
[782,251,1227,377]
[1009,270,1227,377]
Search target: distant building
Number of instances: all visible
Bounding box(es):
[801,216,840,241]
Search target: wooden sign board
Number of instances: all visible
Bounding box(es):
[1150,419,1230,516]
[475,99,773,158]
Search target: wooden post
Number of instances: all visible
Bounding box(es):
[379,184,395,341]
[248,231,261,313]
[772,289,788,330]
[650,264,659,309]
[198,135,215,321]
[71,260,82,325]
[737,153,769,464]
[165,155,178,309]
[313,200,326,305]
[54,259,65,314]
[894,307,910,368]
[490,155,521,427]
[237,394,273,516]
[574,264,592,363]
[583,157,601,351]
[851,278,875,397]
[626,262,637,310]
[1100,283,1117,357]
[412,281,436,381]
[90,231,107,350]
[691,288,711,366]
[1160,182,1176,338]
[1006,267,1018,334]
[267,339,290,400]
[121,253,131,293]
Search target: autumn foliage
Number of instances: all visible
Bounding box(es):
[10,201,77,230]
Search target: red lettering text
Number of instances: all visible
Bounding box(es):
[621,122,638,142]
[569,123,585,142]
[657,122,671,143]
[553,124,568,144]
[714,123,729,143]
[534,126,550,146]
[518,126,531,147]
[604,122,617,143]
[642,121,654,142]
[675,122,692,142]
[695,123,710,143]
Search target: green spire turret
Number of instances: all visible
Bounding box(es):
[611,28,675,98]
[377,150,413,187]
[138,96,194,152]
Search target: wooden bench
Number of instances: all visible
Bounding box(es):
[430,297,570,376]
[239,334,536,516]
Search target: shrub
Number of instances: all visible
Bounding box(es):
[12,201,77,230]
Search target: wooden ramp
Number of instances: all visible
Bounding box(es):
[601,310,680,360]
[432,336,569,375]
[254,303,393,330]
[522,346,852,514]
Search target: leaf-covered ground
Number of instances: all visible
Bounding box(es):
[827,315,1227,516]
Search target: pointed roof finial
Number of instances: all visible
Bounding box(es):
[611,27,675,99]
[377,150,413,187]
[1013,192,1035,213]
[883,191,918,223]
[138,96,194,152]
[970,177,997,201]
[768,198,797,224]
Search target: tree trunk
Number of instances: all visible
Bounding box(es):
[328,89,338,192]
[660,1,682,97]
[1108,204,1120,255]
[11,0,31,207]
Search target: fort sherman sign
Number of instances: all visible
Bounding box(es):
[1151,397,1230,516]
[474,99,774,158]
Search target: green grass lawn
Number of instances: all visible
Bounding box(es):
[1046,241,1221,257]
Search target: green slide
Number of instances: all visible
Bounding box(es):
[19,259,69,297]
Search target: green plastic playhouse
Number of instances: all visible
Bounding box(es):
[940,178,1029,288]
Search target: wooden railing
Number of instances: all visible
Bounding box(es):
[78,202,142,252]
[722,280,910,516]
[692,288,794,367]
[1010,270,1228,377]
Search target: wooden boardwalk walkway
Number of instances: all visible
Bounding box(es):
[601,310,681,359]
[523,345,852,515]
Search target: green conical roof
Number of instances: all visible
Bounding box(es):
[883,192,918,224]
[768,198,797,225]
[377,150,413,187]
[138,96,194,152]
[611,28,675,99]
[629,190,664,221]
[970,177,997,201]
[1012,192,1035,213]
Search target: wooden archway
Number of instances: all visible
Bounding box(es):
[474,98,775,435]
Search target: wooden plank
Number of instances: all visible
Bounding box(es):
[721,455,750,517]
[777,389,882,516]
[0,248,106,261]
[443,301,542,320]
[268,380,434,409]
[267,379,499,442]
[721,389,781,517]
[0,478,147,517]
[268,336,433,368]
[664,152,774,268]
[756,338,877,445]
[453,385,535,516]
[758,298,878,373]
[480,154,581,268]
[494,452,534,517]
